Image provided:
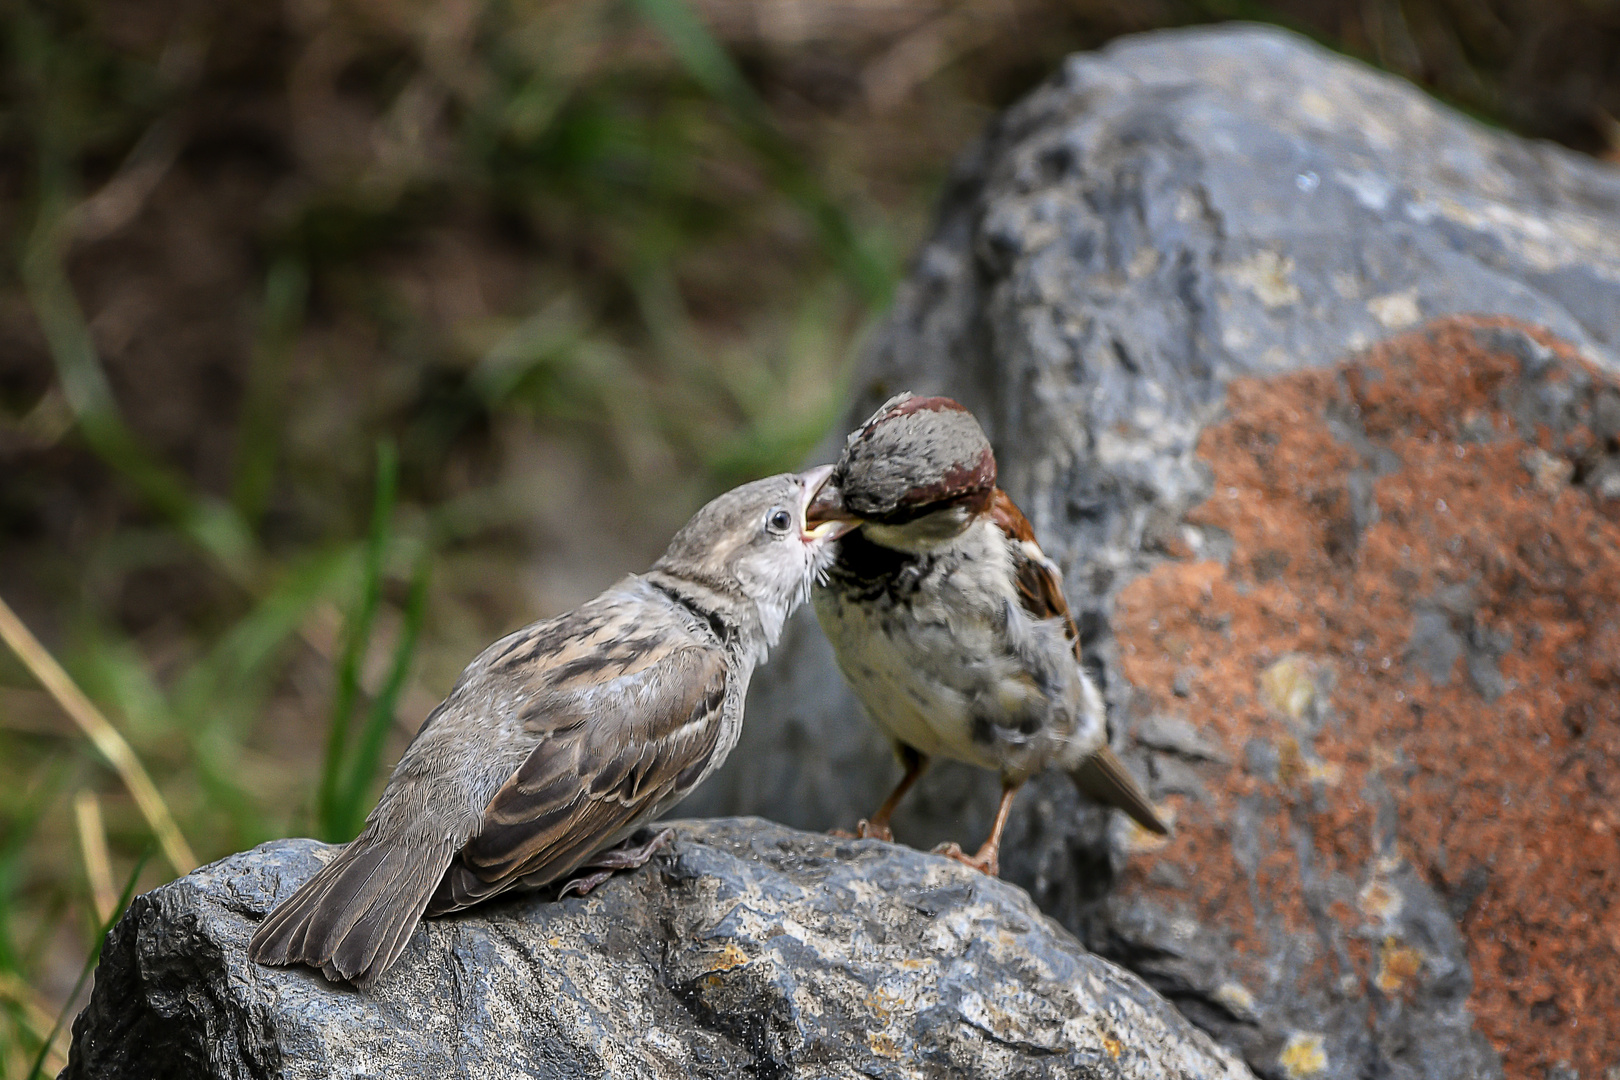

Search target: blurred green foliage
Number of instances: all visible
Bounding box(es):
[0,0,1616,1069]
[317,441,432,845]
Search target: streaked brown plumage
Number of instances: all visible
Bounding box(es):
[249,467,850,985]
[808,395,1167,877]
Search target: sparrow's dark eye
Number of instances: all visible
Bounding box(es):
[766,508,793,535]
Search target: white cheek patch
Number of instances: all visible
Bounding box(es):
[809,536,839,585]
[747,538,828,654]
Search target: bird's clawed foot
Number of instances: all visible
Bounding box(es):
[829,818,894,841]
[932,840,1000,878]
[855,818,894,842]
[556,827,675,898]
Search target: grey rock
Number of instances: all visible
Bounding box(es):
[1464,623,1511,703]
[1135,714,1227,762]
[1406,609,1463,684]
[1593,388,1620,443]
[1073,776,1494,1080]
[694,17,1620,838]
[1171,667,1195,698]
[1146,755,1207,799]
[1406,582,1517,701]
[1241,739,1280,785]
[1464,650,1507,704]
[1428,584,1477,621]
[689,22,1620,1080]
[1589,455,1620,501]
[64,819,1251,1080]
[1442,862,1491,923]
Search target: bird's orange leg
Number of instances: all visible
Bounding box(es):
[935,781,1020,877]
[834,746,927,842]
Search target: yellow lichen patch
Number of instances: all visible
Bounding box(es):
[867,1032,901,1059]
[1275,735,1305,787]
[1357,879,1403,923]
[1366,290,1420,330]
[1230,249,1302,309]
[1279,1033,1327,1079]
[547,937,563,948]
[1260,654,1320,722]
[866,986,903,1020]
[706,942,750,974]
[1211,981,1257,1020]
[1303,758,1343,786]
[1102,1035,1123,1059]
[1376,937,1425,995]
[1522,447,1574,494]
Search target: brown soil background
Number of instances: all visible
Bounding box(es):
[1115,318,1620,1078]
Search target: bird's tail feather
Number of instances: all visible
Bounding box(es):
[1072,745,1169,835]
[248,834,456,986]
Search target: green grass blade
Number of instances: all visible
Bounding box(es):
[232,258,308,528]
[331,548,430,841]
[628,0,896,308]
[625,0,761,121]
[317,442,398,842]
[0,764,71,978]
[172,544,361,729]
[25,849,151,1080]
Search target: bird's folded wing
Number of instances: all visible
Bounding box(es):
[991,489,1080,648]
[427,635,728,913]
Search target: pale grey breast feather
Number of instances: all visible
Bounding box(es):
[1000,599,1081,704]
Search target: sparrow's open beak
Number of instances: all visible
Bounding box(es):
[800,464,859,541]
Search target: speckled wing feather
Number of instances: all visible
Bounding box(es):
[989,489,1168,835]
[250,583,730,984]
[427,610,728,913]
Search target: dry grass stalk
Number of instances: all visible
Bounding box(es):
[0,594,197,876]
[73,791,118,924]
[0,971,69,1074]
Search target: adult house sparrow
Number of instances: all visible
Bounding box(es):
[250,468,852,985]
[806,395,1167,877]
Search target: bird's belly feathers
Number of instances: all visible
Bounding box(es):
[813,589,1003,771]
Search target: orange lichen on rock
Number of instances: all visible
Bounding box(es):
[1113,317,1620,1078]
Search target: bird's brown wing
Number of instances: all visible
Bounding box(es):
[428,627,728,913]
[250,589,729,985]
[990,488,1168,835]
[990,488,1080,645]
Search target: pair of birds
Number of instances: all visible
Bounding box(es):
[250,394,1166,985]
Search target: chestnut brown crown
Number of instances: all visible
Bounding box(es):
[819,393,997,525]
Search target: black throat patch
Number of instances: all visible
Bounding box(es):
[824,530,936,605]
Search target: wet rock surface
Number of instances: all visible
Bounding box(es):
[691,23,1620,1080]
[64,818,1250,1080]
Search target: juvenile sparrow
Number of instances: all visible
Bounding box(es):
[806,395,1167,876]
[250,467,851,985]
